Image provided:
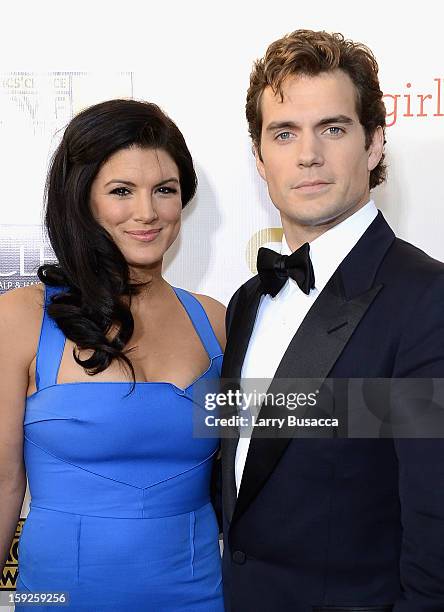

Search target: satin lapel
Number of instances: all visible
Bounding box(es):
[221,278,263,380]
[221,434,239,523]
[221,278,263,523]
[228,212,395,526]
[232,271,384,526]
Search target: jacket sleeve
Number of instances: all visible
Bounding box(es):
[392,275,444,611]
[212,285,244,534]
[225,286,243,339]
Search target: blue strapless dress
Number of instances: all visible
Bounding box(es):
[16,285,224,611]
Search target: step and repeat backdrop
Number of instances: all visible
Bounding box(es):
[1,0,443,608]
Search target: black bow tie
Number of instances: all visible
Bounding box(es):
[257,243,315,297]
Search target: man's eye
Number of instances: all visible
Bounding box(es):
[110,187,131,197]
[325,127,344,136]
[276,131,292,141]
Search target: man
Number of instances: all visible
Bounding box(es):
[221,30,444,612]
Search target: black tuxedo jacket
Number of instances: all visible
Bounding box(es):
[221,212,444,612]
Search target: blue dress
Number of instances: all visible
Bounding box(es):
[16,285,224,611]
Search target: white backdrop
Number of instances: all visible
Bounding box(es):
[1,0,443,604]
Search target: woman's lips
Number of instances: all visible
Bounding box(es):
[125,229,161,242]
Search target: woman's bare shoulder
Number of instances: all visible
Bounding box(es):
[0,282,44,316]
[0,284,46,472]
[0,283,45,356]
[192,293,226,351]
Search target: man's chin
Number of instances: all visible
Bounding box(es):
[281,208,344,229]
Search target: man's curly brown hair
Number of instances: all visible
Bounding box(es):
[246,29,387,189]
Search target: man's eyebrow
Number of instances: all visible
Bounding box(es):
[265,115,355,132]
[104,177,180,188]
[265,121,299,132]
[316,115,354,127]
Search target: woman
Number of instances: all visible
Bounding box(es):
[0,99,225,610]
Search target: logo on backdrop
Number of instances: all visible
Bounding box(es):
[246,227,283,273]
[0,72,134,132]
[0,519,24,590]
[0,225,56,294]
[383,78,444,127]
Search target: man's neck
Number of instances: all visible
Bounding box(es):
[282,199,370,252]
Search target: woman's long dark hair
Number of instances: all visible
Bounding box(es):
[38,99,197,386]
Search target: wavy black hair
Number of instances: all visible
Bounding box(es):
[38,99,197,387]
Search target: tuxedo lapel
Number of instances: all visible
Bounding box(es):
[230,211,396,527]
[221,279,263,523]
[232,272,383,525]
[221,278,263,380]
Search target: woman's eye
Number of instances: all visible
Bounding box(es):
[110,186,131,197]
[157,186,178,195]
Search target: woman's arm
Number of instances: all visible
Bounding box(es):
[0,285,42,571]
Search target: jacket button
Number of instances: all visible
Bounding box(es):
[232,550,246,564]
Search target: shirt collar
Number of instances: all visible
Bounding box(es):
[281,200,378,292]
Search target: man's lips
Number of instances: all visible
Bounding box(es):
[293,180,332,193]
[125,229,162,242]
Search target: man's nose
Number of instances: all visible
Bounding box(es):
[296,132,324,167]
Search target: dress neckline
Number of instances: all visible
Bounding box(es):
[30,285,223,399]
[26,352,219,401]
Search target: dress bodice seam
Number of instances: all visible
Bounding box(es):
[24,434,218,490]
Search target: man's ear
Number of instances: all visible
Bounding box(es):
[367,125,384,172]
[254,144,267,181]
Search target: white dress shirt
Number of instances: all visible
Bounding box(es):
[235,200,379,494]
